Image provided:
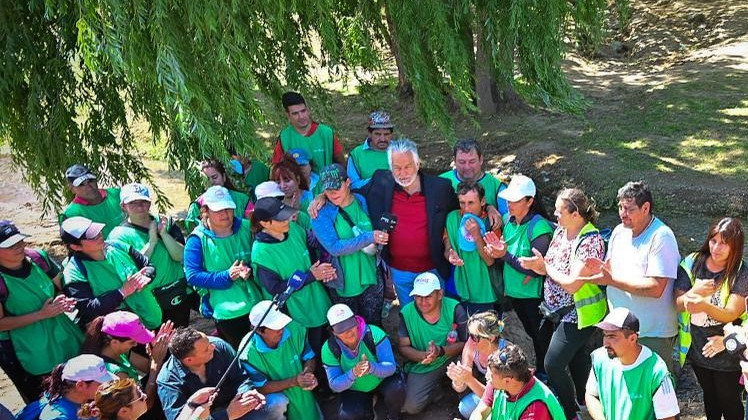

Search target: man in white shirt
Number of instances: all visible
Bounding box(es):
[584,181,680,373]
[586,307,679,420]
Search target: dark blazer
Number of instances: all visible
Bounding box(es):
[356,169,458,279]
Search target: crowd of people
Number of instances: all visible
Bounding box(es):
[1,90,747,420]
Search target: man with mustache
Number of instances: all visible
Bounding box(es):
[585,307,679,420]
[356,139,458,306]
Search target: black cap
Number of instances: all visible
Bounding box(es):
[0,220,29,249]
[253,197,297,222]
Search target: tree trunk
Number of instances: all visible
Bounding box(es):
[383,2,413,97]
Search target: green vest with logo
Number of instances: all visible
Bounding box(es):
[445,210,498,304]
[321,325,388,392]
[349,143,389,181]
[60,187,124,238]
[591,346,671,420]
[491,379,566,420]
[239,321,321,420]
[251,223,331,327]
[62,243,162,328]
[569,223,608,329]
[189,219,261,320]
[401,297,459,374]
[107,219,183,290]
[4,261,83,375]
[439,170,502,209]
[279,123,335,174]
[333,200,378,298]
[676,253,746,367]
[502,214,554,299]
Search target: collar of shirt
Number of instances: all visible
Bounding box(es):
[72,189,108,205]
[506,376,537,402]
[508,212,536,225]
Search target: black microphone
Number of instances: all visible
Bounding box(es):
[377,212,398,253]
[274,270,305,309]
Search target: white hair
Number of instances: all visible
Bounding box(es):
[387,138,420,169]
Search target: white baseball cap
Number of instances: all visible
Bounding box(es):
[202,186,237,211]
[498,175,536,202]
[254,181,285,200]
[120,183,152,204]
[62,354,118,383]
[409,272,442,297]
[60,216,105,243]
[249,300,292,330]
[327,304,358,334]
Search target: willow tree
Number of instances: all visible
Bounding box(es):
[0,0,623,212]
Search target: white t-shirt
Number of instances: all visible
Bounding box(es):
[606,217,680,337]
[586,346,680,419]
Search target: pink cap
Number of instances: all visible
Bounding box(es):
[102,311,155,344]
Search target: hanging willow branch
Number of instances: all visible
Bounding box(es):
[0,0,626,213]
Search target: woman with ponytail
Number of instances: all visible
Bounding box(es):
[17,354,116,420]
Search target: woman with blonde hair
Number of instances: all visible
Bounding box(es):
[446,310,506,418]
[78,378,147,420]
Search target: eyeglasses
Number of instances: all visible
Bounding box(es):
[469,333,483,342]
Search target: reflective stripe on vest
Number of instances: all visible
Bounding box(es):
[677,253,746,366]
[571,223,608,329]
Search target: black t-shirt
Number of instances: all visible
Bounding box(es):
[675,259,748,371]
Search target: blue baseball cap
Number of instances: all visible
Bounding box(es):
[288,148,311,166]
[458,213,486,252]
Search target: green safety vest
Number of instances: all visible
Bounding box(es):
[189,219,262,320]
[279,123,335,174]
[491,378,566,420]
[349,143,390,181]
[185,189,250,233]
[107,218,183,290]
[332,200,377,298]
[321,324,389,392]
[4,261,83,375]
[676,253,746,367]
[104,353,139,380]
[445,210,498,304]
[239,321,322,420]
[251,223,331,328]
[591,346,672,420]
[62,243,162,328]
[243,160,270,201]
[60,188,124,238]
[502,214,554,299]
[569,223,608,329]
[400,297,459,374]
[439,170,503,209]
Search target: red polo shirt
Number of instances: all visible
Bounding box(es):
[388,189,434,272]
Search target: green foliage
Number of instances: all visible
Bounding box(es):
[0,0,614,213]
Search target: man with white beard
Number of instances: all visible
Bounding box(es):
[356,139,458,306]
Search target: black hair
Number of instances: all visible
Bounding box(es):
[617,181,654,213]
[43,363,74,402]
[528,188,550,220]
[282,91,306,110]
[201,158,238,192]
[168,327,205,360]
[453,138,482,158]
[487,343,531,383]
[456,181,485,200]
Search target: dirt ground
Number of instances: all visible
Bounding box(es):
[2,0,747,418]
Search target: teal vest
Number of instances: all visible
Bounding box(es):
[491,379,566,420]
[445,210,498,304]
[401,297,459,374]
[60,188,124,238]
[349,143,389,181]
[502,214,554,299]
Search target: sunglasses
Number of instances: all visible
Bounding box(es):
[127,389,146,406]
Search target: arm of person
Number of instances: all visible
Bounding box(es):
[442,304,468,357]
[310,207,375,256]
[0,297,68,331]
[548,234,606,294]
[183,236,234,290]
[473,228,495,266]
[652,375,680,419]
[346,158,368,189]
[160,223,186,262]
[397,314,428,363]
[62,281,125,322]
[502,233,552,276]
[698,293,747,326]
[457,339,485,396]
[469,401,492,420]
[584,368,605,420]
[368,337,397,378]
[158,377,193,420]
[127,246,156,273]
[604,273,670,298]
[255,265,316,296]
